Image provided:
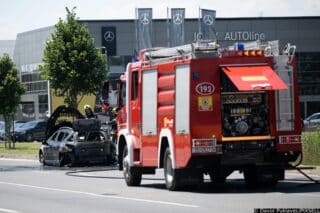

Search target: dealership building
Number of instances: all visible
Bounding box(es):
[1,16,320,120]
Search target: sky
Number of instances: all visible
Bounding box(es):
[0,0,320,40]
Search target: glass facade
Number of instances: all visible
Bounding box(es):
[13,26,54,120]
[296,52,320,118]
[297,52,320,96]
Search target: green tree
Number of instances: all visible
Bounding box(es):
[0,54,26,149]
[41,7,107,109]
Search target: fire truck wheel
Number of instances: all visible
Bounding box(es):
[208,172,226,184]
[244,167,258,187]
[208,169,232,184]
[164,148,182,191]
[244,167,279,188]
[123,146,142,186]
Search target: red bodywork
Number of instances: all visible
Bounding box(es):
[116,52,302,169]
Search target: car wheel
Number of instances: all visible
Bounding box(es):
[123,145,142,186]
[39,151,46,165]
[164,147,182,191]
[67,153,76,167]
[25,133,34,142]
[58,154,66,167]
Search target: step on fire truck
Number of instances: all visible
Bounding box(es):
[106,40,302,190]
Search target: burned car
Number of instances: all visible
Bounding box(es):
[39,105,116,167]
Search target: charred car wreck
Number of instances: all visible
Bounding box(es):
[39,105,116,167]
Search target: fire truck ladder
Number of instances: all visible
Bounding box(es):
[143,41,220,64]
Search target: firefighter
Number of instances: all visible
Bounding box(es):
[84,104,96,118]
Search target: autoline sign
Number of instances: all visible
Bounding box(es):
[194,31,266,41]
[224,31,265,41]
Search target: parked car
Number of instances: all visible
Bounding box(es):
[0,121,4,140]
[39,119,115,166]
[0,121,27,141]
[303,112,320,131]
[13,120,47,142]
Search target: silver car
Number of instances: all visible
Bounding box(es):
[303,113,320,130]
[0,121,4,140]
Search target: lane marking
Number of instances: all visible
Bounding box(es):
[0,208,19,213]
[271,192,320,198]
[285,193,320,198]
[0,181,198,208]
[0,158,38,163]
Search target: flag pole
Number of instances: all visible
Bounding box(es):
[198,7,201,37]
[167,7,170,47]
[135,8,138,50]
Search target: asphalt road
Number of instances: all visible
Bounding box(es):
[0,158,319,213]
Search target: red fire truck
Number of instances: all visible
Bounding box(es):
[107,41,302,190]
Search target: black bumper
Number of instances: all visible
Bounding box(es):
[187,140,301,169]
[70,143,111,165]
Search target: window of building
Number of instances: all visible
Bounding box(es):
[22,81,48,94]
[38,94,48,113]
[21,102,35,119]
[296,52,320,96]
[306,101,320,117]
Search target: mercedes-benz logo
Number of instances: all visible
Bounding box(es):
[173,14,183,25]
[203,15,214,26]
[104,31,114,42]
[140,13,150,25]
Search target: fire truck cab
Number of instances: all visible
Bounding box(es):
[111,41,302,190]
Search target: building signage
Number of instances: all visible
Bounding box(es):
[20,63,43,73]
[224,31,265,41]
[170,8,185,46]
[200,9,216,40]
[101,26,116,56]
[137,8,153,50]
[193,31,266,41]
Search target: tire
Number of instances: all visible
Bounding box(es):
[244,167,279,188]
[264,178,278,187]
[123,146,142,186]
[164,147,182,191]
[39,151,46,165]
[25,133,34,142]
[244,168,258,187]
[208,172,227,185]
[67,154,76,167]
[58,154,66,167]
[209,169,232,185]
